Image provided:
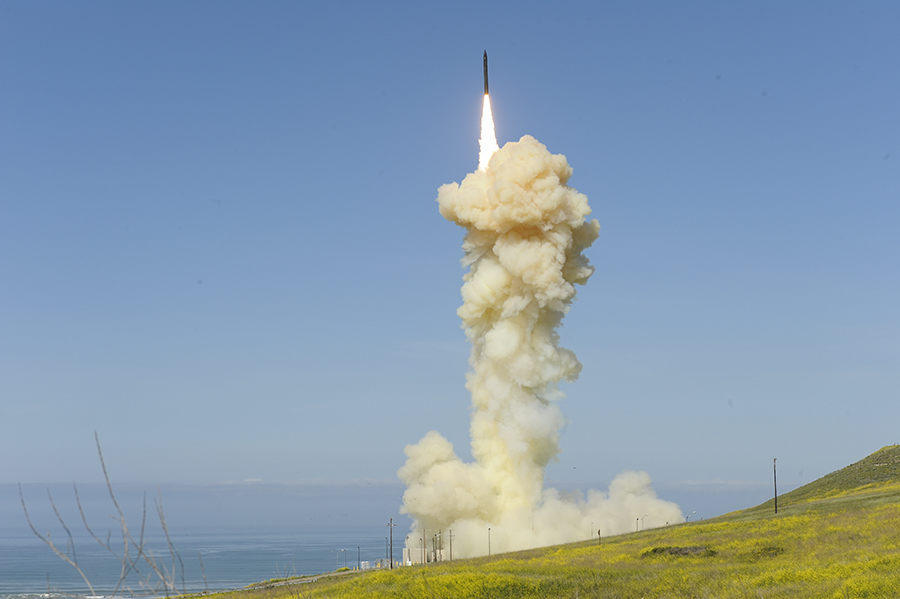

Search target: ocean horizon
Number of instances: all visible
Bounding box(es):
[1,525,406,599]
[3,482,415,599]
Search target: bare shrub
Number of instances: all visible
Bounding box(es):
[19,432,193,597]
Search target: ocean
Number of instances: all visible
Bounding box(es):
[3,480,416,599]
[1,526,405,599]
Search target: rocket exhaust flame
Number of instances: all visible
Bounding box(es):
[478,51,498,172]
[477,95,499,172]
[399,58,682,559]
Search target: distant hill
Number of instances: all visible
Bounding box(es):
[745,444,900,516]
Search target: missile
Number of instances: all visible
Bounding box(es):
[483,50,489,95]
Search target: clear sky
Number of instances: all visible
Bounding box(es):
[2,1,898,522]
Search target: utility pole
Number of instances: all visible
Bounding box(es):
[448,529,453,561]
[774,458,778,514]
[387,518,397,569]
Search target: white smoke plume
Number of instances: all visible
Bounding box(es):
[399,135,681,559]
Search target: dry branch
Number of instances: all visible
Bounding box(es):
[19,432,188,597]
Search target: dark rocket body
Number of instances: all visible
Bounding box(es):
[483,51,489,95]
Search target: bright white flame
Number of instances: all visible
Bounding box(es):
[478,94,499,171]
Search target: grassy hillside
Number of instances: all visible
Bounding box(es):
[769,445,899,503]
[735,444,900,521]
[199,446,900,599]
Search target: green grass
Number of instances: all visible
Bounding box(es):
[747,444,900,514]
[188,446,900,599]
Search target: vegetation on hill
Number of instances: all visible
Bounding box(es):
[192,446,900,598]
[768,444,899,504]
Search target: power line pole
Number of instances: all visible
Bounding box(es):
[386,518,397,569]
[773,458,778,514]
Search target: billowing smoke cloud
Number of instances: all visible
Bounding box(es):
[399,135,681,558]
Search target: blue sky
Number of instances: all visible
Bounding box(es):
[2,1,897,521]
